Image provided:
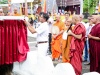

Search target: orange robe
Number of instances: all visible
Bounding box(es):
[61,26,74,63]
[51,21,64,59]
[13,13,21,16]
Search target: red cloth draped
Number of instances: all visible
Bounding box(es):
[0,20,29,65]
[89,23,100,73]
[70,23,86,75]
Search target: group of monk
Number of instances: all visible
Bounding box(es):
[51,13,100,75]
[0,8,21,16]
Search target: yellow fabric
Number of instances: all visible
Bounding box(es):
[61,15,65,21]
[13,13,21,16]
[98,5,100,12]
[61,26,74,63]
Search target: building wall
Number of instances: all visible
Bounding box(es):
[56,0,80,6]
[57,0,81,14]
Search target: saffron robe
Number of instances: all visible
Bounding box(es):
[51,21,64,59]
[62,26,74,63]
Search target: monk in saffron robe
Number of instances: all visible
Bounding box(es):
[51,15,64,61]
[12,8,21,16]
[61,18,74,62]
[67,15,86,75]
[88,15,100,73]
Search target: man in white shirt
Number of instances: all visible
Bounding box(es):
[24,12,49,56]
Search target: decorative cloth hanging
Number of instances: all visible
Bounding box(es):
[0,19,29,65]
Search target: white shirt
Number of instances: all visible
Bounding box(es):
[86,23,94,36]
[35,22,49,42]
[35,22,41,28]
[81,21,89,29]
[81,21,89,37]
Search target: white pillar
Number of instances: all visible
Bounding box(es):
[25,0,28,16]
[80,0,83,15]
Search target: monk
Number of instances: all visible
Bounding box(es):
[51,15,65,61]
[0,8,4,16]
[88,15,100,73]
[67,15,86,75]
[61,18,74,63]
[12,8,21,16]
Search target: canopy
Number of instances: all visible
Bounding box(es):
[11,0,34,4]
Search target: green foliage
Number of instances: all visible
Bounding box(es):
[0,0,8,4]
[83,0,99,14]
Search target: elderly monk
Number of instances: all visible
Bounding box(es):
[67,15,86,75]
[51,15,65,61]
[13,8,21,16]
[61,18,74,63]
[88,15,100,73]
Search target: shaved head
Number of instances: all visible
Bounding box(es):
[72,15,80,24]
[95,15,100,24]
[96,15,100,21]
[79,14,84,21]
[91,15,99,24]
[65,18,72,26]
[14,8,18,11]
[55,14,61,21]
[14,8,18,14]
[67,18,72,22]
[73,15,80,21]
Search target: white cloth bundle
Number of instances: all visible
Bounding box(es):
[62,30,68,40]
[51,26,59,35]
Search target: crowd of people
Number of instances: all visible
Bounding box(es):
[0,7,100,75]
[24,11,100,75]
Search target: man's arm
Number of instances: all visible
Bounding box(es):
[53,30,64,39]
[68,30,82,39]
[58,30,64,36]
[88,34,100,41]
[24,20,36,34]
[71,33,82,39]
